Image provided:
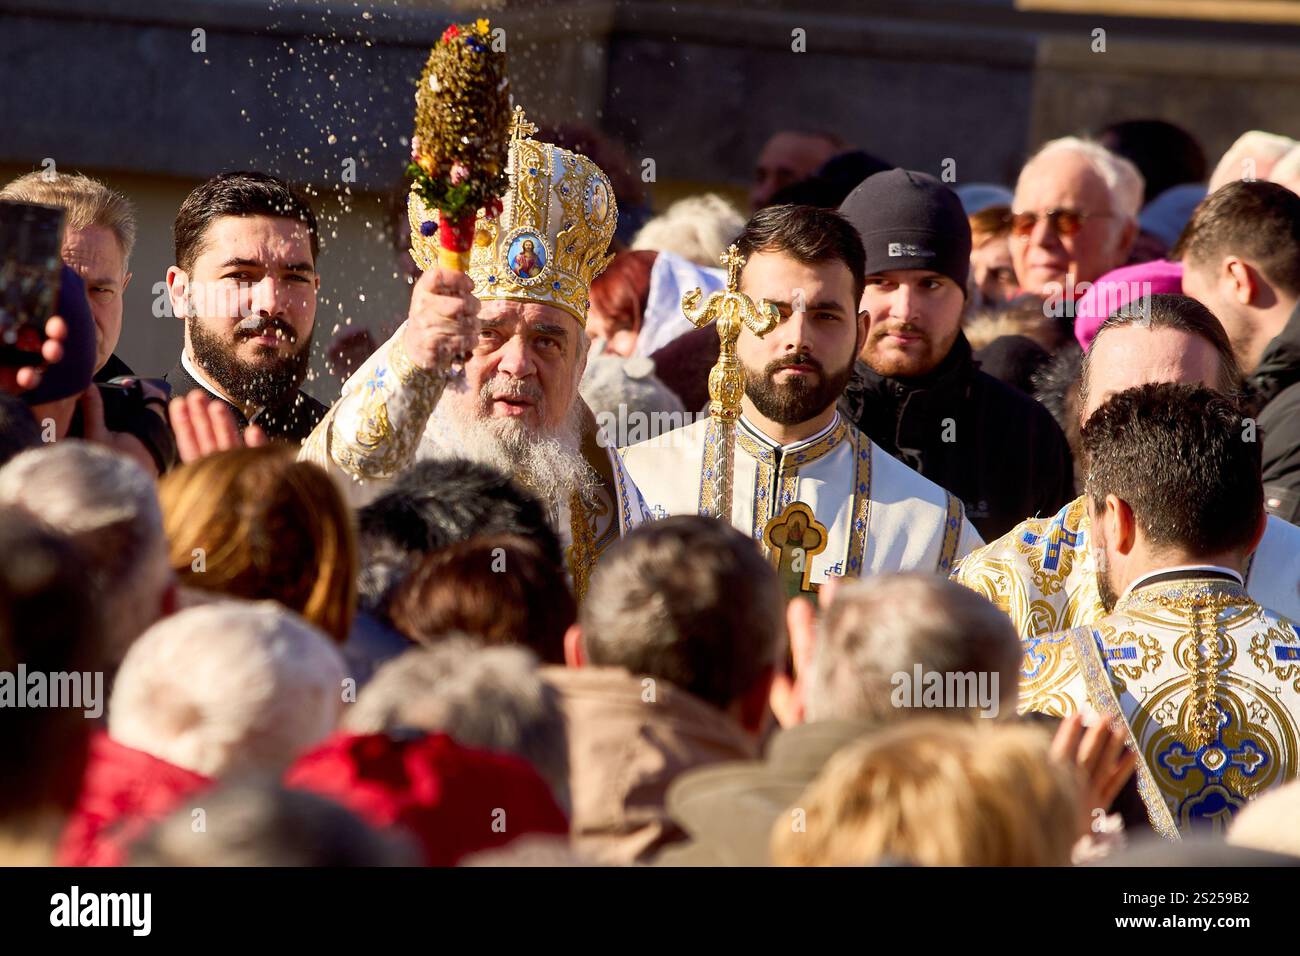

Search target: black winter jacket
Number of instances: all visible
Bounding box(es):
[839,333,1075,541]
[1250,303,1300,525]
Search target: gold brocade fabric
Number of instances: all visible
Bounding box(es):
[299,332,448,482]
[1037,578,1300,837]
[951,495,1300,716]
[952,496,1102,642]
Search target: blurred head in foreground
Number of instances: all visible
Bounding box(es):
[159,445,357,643]
[771,719,1082,866]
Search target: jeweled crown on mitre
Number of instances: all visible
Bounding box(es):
[408,106,619,325]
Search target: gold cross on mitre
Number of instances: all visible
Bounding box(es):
[509,105,538,143]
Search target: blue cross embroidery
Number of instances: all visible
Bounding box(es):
[1021,519,1083,572]
[1157,708,1269,781]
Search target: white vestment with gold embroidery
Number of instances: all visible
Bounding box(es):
[618,412,982,583]
[951,495,1300,716]
[1025,575,1300,839]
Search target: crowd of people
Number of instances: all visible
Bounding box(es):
[2,112,1300,867]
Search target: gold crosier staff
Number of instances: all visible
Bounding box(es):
[682,244,780,522]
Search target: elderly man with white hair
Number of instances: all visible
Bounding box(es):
[0,441,175,668]
[1009,136,1143,300]
[109,601,346,778]
[301,114,648,599]
[57,601,347,865]
[1209,130,1297,191]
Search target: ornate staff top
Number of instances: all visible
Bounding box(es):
[681,244,780,519]
[682,243,780,422]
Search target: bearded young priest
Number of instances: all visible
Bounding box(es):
[619,205,982,598]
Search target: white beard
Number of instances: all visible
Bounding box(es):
[427,379,599,521]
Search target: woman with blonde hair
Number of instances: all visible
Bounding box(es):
[158,445,357,644]
[771,719,1084,867]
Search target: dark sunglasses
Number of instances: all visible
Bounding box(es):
[1007,208,1112,238]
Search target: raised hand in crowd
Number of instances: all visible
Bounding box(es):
[1051,711,1138,824]
[169,389,267,464]
[77,379,162,477]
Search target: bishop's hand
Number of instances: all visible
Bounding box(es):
[402,266,481,373]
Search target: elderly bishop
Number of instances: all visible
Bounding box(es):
[301,116,649,596]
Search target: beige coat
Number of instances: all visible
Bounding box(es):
[542,665,758,865]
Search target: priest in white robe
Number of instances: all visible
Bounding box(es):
[619,204,981,597]
[954,295,1300,641]
[1017,382,1300,839]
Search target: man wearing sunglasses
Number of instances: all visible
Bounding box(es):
[1009,137,1143,305]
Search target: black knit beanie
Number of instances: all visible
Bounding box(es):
[838,168,972,293]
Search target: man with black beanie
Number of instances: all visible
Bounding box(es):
[838,168,1074,539]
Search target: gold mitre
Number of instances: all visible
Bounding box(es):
[407,107,618,325]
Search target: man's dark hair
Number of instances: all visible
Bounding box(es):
[737,204,867,309]
[173,171,320,273]
[579,515,782,712]
[387,534,575,666]
[1082,383,1263,556]
[1080,293,1243,411]
[355,459,562,612]
[1100,119,1207,205]
[0,392,41,467]
[1172,180,1300,299]
[0,507,99,823]
[768,151,891,209]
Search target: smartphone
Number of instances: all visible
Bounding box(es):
[0,200,65,367]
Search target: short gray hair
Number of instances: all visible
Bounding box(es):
[0,441,172,665]
[109,601,346,777]
[344,635,569,810]
[580,516,783,713]
[0,170,137,266]
[1019,136,1145,221]
[805,574,1020,724]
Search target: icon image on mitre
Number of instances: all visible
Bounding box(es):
[505,230,549,283]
